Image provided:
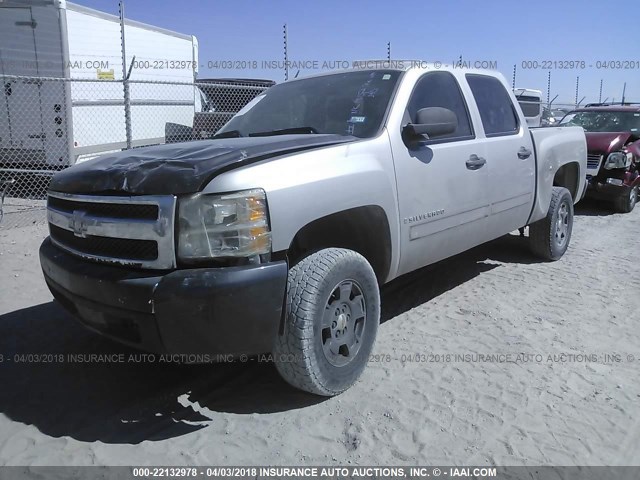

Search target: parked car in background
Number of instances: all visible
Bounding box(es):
[40,66,586,395]
[542,108,572,127]
[559,103,640,212]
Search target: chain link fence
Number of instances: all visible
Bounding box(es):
[0,75,273,229]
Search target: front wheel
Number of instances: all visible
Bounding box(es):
[273,248,380,396]
[614,185,637,213]
[529,186,574,261]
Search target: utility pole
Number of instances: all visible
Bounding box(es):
[512,64,516,89]
[622,82,627,104]
[387,42,391,61]
[546,71,551,107]
[283,24,288,81]
[574,76,580,107]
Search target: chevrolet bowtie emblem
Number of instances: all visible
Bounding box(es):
[70,210,88,237]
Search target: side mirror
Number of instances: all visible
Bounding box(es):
[403,107,458,140]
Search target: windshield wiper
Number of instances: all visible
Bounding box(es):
[211,129,242,139]
[248,126,318,137]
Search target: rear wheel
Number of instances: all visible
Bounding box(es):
[614,186,637,213]
[273,248,380,396]
[529,186,574,261]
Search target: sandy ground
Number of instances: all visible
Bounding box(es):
[0,199,638,466]
[0,196,47,231]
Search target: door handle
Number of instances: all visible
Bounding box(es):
[518,147,532,159]
[466,154,486,170]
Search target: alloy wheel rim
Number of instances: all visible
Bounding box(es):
[555,202,569,248]
[321,279,366,367]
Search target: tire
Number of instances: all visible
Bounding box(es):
[273,248,380,396]
[614,186,637,213]
[529,186,574,261]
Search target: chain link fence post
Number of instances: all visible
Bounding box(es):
[119,1,132,150]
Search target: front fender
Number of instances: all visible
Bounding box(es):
[201,134,401,278]
[624,170,640,188]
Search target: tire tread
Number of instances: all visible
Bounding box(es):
[529,186,573,261]
[274,248,378,396]
[614,186,636,213]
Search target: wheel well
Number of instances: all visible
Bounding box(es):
[286,206,392,283]
[553,162,580,201]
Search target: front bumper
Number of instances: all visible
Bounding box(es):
[585,176,630,201]
[39,238,287,356]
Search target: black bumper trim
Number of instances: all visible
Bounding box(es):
[586,179,630,201]
[40,238,288,356]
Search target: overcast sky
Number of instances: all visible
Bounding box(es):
[74,0,639,105]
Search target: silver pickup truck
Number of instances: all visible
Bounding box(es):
[40,65,587,395]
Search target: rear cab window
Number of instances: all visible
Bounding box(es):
[466,74,520,137]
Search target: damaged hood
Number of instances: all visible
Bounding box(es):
[50,135,356,195]
[585,131,638,155]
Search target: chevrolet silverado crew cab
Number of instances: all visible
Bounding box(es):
[559,103,640,212]
[40,65,587,395]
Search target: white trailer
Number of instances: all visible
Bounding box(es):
[513,88,543,127]
[0,0,199,171]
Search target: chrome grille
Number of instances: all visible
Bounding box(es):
[46,192,176,269]
[587,154,603,170]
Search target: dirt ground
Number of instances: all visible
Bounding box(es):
[0,199,638,466]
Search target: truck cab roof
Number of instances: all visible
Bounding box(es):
[281,61,505,83]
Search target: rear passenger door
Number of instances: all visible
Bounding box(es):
[390,71,490,276]
[466,74,535,237]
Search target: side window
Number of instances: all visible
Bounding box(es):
[466,74,519,136]
[407,72,473,141]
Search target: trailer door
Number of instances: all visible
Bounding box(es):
[0,6,47,164]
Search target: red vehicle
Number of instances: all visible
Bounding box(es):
[560,103,640,212]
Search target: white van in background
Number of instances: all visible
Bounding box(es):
[0,0,199,172]
[513,88,543,127]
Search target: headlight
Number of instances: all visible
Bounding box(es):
[604,151,632,170]
[177,189,271,260]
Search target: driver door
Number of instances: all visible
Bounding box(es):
[389,72,491,276]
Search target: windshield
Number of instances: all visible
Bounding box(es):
[217,70,402,138]
[559,110,640,133]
